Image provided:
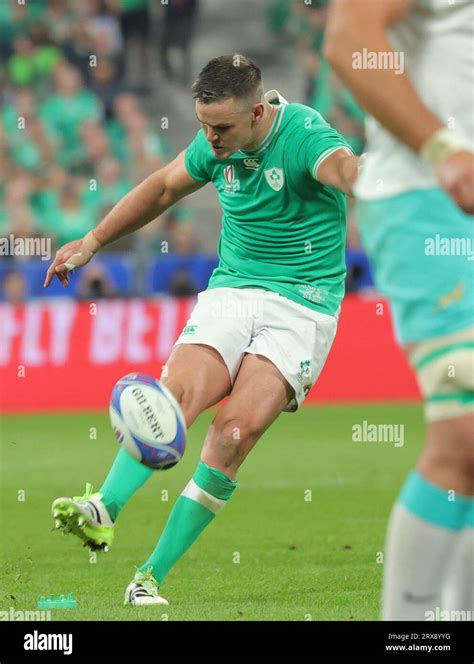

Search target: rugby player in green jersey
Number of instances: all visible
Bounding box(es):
[44,54,362,605]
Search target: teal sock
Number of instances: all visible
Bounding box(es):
[399,470,470,530]
[139,461,237,584]
[99,447,154,521]
[383,469,471,619]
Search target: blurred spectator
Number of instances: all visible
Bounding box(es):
[7,35,62,87]
[160,0,199,86]
[111,0,151,92]
[77,263,117,299]
[1,271,27,304]
[2,175,40,239]
[81,155,132,214]
[106,92,140,162]
[79,121,112,171]
[40,64,102,169]
[84,0,124,67]
[9,209,38,242]
[298,2,328,104]
[3,90,57,173]
[43,0,77,46]
[167,269,198,297]
[43,178,97,246]
[0,0,45,60]
[170,222,198,256]
[89,58,124,118]
[107,97,169,179]
[166,223,199,296]
[122,111,168,181]
[62,21,95,83]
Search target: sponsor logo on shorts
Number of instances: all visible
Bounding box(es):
[182,324,198,335]
[437,281,464,310]
[243,158,260,170]
[264,167,285,191]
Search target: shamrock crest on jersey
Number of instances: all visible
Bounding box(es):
[264,167,284,191]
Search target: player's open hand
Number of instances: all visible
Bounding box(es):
[44,239,93,288]
[437,151,474,216]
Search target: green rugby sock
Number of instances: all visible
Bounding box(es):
[139,461,237,583]
[99,447,154,522]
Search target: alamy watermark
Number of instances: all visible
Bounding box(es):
[425,234,474,261]
[209,297,264,321]
[352,420,405,447]
[0,607,52,621]
[0,234,51,261]
[352,48,404,75]
[425,607,473,621]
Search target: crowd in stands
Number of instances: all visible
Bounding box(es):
[1,0,205,301]
[1,0,372,303]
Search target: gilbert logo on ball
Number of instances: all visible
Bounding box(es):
[109,373,186,470]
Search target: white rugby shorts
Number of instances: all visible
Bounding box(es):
[174,287,339,412]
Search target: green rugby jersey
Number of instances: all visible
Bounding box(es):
[184,90,352,316]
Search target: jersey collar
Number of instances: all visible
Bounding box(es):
[239,89,288,156]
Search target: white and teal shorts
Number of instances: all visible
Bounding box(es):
[356,187,474,344]
[356,188,474,420]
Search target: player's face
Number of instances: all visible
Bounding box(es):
[195,98,263,159]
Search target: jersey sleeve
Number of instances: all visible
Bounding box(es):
[184,129,212,183]
[296,114,354,182]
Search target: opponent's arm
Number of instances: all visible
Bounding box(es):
[44,151,204,288]
[324,0,474,213]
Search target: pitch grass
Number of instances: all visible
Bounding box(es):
[0,404,424,621]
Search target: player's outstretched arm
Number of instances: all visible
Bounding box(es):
[44,150,204,288]
[316,148,363,196]
[324,0,474,214]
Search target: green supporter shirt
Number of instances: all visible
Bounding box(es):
[184,91,352,316]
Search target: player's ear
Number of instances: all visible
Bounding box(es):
[251,102,265,124]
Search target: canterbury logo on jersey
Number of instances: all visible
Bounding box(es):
[243,158,260,170]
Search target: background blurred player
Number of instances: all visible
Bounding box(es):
[325,0,473,620]
[45,54,362,605]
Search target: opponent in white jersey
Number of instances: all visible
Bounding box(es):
[325,0,473,621]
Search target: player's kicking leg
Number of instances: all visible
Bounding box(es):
[51,344,232,553]
[125,352,294,605]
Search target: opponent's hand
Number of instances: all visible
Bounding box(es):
[44,232,101,288]
[436,151,474,216]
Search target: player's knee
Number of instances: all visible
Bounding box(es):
[208,412,264,468]
[215,411,263,444]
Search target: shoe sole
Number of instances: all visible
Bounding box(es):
[51,498,113,552]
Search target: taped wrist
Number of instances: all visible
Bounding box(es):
[64,230,102,272]
[419,128,464,167]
